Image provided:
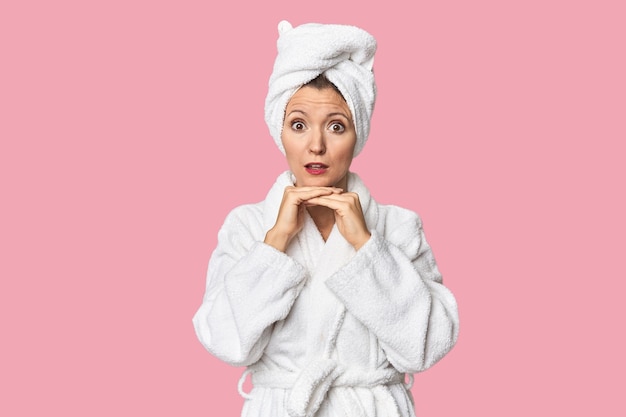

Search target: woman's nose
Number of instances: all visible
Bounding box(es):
[308,130,326,155]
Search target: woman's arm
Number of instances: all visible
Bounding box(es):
[192,206,307,367]
[325,212,459,373]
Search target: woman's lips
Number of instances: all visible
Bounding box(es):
[305,163,328,175]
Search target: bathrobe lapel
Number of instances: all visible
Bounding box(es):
[261,171,378,360]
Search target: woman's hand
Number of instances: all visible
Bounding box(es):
[264,186,342,252]
[306,192,371,250]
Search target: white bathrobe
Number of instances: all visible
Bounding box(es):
[193,171,459,417]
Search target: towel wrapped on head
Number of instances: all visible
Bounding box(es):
[264,20,377,157]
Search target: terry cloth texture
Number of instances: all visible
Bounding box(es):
[193,171,460,417]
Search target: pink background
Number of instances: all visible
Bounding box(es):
[1,0,624,415]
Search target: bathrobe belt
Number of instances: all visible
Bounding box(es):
[239,359,409,417]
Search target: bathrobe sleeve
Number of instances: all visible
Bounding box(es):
[193,205,307,367]
[325,209,459,373]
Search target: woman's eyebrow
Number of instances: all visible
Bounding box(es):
[327,112,351,120]
[286,109,308,117]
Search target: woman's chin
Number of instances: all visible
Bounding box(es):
[295,178,337,188]
[292,170,348,189]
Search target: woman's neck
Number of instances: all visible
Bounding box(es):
[302,173,349,241]
[307,205,335,241]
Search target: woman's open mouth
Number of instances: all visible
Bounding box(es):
[305,163,328,175]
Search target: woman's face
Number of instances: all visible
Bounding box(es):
[282,86,357,189]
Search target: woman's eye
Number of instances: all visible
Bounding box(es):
[329,122,345,133]
[291,121,305,130]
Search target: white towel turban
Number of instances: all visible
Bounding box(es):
[264,20,377,157]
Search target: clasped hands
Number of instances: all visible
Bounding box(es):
[264,186,371,252]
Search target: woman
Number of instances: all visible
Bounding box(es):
[193,21,459,417]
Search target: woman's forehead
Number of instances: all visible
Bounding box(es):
[286,87,351,115]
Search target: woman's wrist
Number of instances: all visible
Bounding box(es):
[264,228,291,252]
[352,232,371,251]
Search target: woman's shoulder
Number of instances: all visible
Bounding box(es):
[214,201,268,247]
[375,203,424,230]
[222,201,265,228]
[373,203,428,258]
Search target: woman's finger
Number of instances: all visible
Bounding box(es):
[284,187,343,205]
[305,192,360,211]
